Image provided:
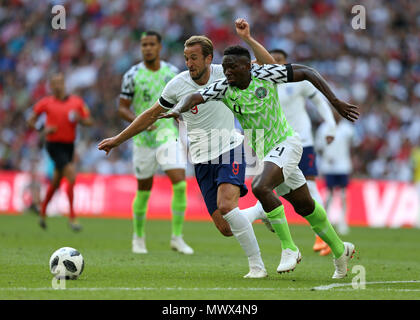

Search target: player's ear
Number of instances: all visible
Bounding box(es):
[244,59,251,71]
[204,54,213,65]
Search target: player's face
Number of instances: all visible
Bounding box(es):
[140,35,161,63]
[184,44,212,81]
[222,55,251,88]
[50,74,65,96]
[271,52,287,65]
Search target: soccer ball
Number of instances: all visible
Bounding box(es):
[49,247,84,280]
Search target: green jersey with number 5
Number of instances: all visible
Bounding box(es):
[120,61,179,148]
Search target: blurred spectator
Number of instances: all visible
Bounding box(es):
[0,0,418,181]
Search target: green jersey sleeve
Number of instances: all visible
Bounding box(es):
[198,78,229,103]
[251,63,294,84]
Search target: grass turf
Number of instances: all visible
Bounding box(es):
[0,213,419,300]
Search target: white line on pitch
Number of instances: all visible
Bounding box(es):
[0,287,303,292]
[1,281,420,293]
[312,280,420,291]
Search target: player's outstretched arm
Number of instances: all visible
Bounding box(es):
[98,102,166,155]
[158,93,204,120]
[234,18,275,65]
[291,64,360,122]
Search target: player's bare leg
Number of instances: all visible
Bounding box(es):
[217,183,266,278]
[211,210,233,236]
[132,177,153,253]
[252,162,300,273]
[39,168,63,229]
[165,168,193,254]
[63,162,81,232]
[306,175,331,255]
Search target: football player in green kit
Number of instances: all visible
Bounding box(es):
[160,45,360,279]
[119,31,192,255]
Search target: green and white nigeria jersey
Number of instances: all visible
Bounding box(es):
[199,63,295,158]
[120,61,179,148]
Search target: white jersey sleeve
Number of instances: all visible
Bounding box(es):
[120,64,140,100]
[159,76,181,109]
[251,63,293,84]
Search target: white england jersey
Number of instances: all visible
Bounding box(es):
[278,81,336,147]
[159,64,243,164]
[315,120,355,174]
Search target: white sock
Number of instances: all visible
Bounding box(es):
[223,207,265,270]
[306,180,324,206]
[339,188,348,226]
[241,201,264,223]
[325,189,333,219]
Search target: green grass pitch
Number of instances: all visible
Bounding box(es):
[0,213,419,300]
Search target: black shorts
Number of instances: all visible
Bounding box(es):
[325,174,350,189]
[46,142,74,170]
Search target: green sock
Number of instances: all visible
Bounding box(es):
[171,181,187,237]
[266,205,298,251]
[132,190,151,237]
[304,200,345,258]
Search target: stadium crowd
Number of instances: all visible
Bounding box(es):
[1,0,419,182]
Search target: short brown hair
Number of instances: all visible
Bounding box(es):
[184,36,213,58]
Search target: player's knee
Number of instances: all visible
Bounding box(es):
[294,198,315,216]
[217,201,235,215]
[251,181,270,200]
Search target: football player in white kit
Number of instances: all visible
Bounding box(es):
[99,19,276,278]
[270,49,336,256]
[316,111,356,235]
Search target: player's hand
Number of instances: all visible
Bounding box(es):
[332,100,359,122]
[44,126,57,135]
[69,110,81,123]
[157,110,180,120]
[98,137,120,155]
[235,18,251,40]
[326,136,334,144]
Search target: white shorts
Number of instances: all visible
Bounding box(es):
[132,140,187,180]
[263,134,307,196]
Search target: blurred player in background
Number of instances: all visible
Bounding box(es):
[270,49,336,256]
[316,111,356,235]
[99,19,276,278]
[28,72,93,231]
[119,31,192,255]
[411,146,420,227]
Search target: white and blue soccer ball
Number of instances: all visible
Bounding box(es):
[49,247,84,280]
